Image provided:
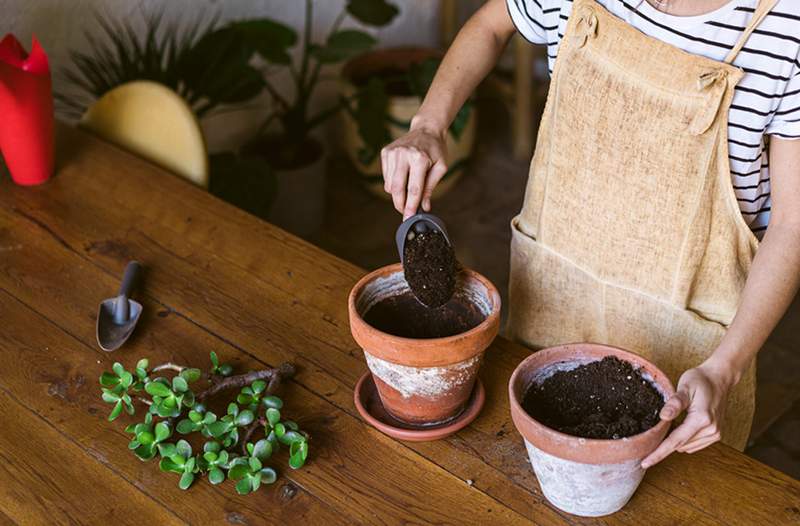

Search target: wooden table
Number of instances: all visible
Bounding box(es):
[1,126,798,525]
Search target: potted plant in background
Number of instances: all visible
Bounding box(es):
[340,48,477,199]
[57,11,277,212]
[232,0,400,236]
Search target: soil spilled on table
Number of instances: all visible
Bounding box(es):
[363,290,485,339]
[522,356,665,439]
[403,230,456,308]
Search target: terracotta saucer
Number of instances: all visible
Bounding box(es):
[353,371,485,442]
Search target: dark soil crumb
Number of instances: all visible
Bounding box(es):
[403,230,456,308]
[522,356,665,439]
[363,291,484,339]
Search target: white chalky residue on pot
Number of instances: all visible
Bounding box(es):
[524,440,645,517]
[365,352,481,399]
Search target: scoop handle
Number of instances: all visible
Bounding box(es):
[118,261,142,297]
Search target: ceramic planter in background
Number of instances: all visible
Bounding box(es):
[349,264,500,426]
[509,343,675,517]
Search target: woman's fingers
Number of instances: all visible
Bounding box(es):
[659,391,690,421]
[641,411,704,468]
[404,151,431,219]
[381,147,391,192]
[422,160,448,212]
[677,426,721,453]
[391,155,410,214]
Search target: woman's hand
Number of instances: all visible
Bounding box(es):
[381,123,448,219]
[640,360,737,469]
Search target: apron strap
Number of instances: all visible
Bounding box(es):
[724,0,778,64]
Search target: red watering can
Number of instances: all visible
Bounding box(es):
[0,34,53,186]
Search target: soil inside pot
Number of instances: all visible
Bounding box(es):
[363,290,484,339]
[403,230,456,308]
[522,356,665,439]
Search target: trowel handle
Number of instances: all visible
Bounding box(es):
[118,261,142,297]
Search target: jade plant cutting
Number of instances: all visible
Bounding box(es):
[99,351,308,494]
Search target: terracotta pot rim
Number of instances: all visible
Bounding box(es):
[509,343,675,465]
[348,263,501,367]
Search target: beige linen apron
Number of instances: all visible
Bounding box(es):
[508,0,777,450]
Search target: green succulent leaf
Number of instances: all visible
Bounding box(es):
[112,362,125,377]
[176,419,196,434]
[210,351,219,368]
[235,476,252,495]
[283,420,299,431]
[102,389,120,404]
[155,422,171,442]
[108,400,123,421]
[208,467,225,485]
[176,439,192,459]
[262,396,283,410]
[100,372,119,387]
[158,443,177,458]
[172,376,189,393]
[134,444,157,461]
[228,463,249,481]
[219,364,234,376]
[145,381,171,398]
[137,431,155,446]
[179,471,195,490]
[347,0,400,26]
[266,408,281,426]
[227,403,239,417]
[159,457,182,473]
[279,430,305,446]
[188,410,203,423]
[248,457,262,471]
[207,421,231,438]
[235,410,254,427]
[260,467,277,484]
[180,368,202,383]
[252,439,272,461]
[274,423,286,438]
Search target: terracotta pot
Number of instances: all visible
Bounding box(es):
[339,47,476,199]
[509,343,675,517]
[349,264,500,426]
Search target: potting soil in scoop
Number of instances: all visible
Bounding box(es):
[522,356,665,439]
[403,230,456,308]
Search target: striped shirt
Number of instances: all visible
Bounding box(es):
[507,0,800,236]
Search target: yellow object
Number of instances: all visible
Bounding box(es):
[508,0,776,450]
[81,81,209,188]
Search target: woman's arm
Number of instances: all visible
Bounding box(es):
[643,137,800,467]
[381,0,517,218]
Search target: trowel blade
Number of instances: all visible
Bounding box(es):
[96,298,143,352]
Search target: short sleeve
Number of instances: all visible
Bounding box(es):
[506,0,549,45]
[766,68,800,140]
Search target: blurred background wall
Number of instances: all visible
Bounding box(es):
[0,0,485,151]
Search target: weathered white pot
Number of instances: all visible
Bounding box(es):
[348,264,500,426]
[509,344,674,517]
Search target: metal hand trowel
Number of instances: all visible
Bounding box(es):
[395,212,452,264]
[97,261,143,352]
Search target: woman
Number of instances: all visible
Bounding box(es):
[380,0,800,467]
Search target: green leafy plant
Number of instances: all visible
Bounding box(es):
[226,0,400,168]
[346,57,474,167]
[100,354,305,493]
[56,11,265,119]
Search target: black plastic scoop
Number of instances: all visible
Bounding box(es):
[396,212,456,308]
[97,261,143,352]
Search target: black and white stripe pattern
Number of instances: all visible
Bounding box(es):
[507,0,800,236]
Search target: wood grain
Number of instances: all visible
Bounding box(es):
[0,389,184,525]
[0,124,797,524]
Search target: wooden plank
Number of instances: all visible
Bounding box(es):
[4,128,792,524]
[0,389,182,525]
[0,230,530,525]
